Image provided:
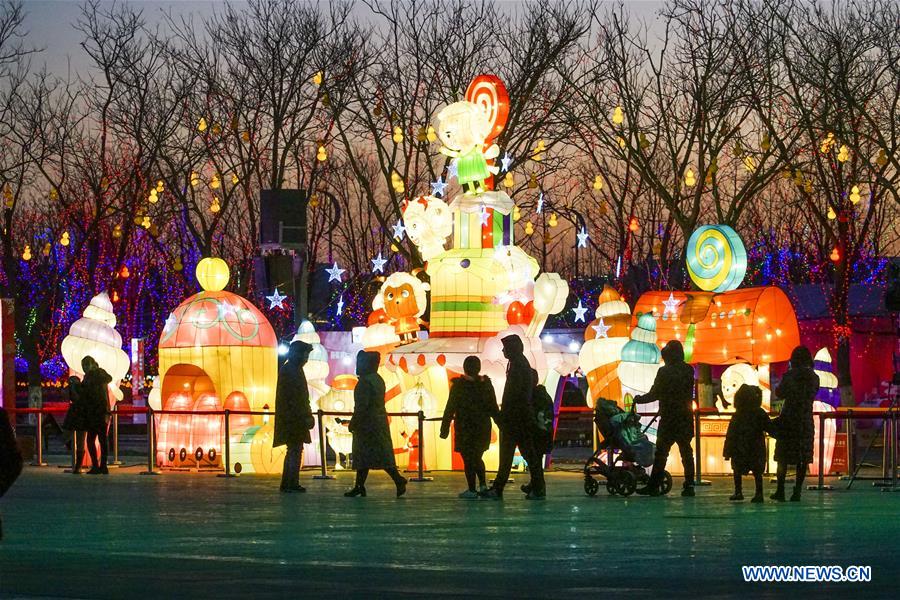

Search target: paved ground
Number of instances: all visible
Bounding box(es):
[0,464,897,599]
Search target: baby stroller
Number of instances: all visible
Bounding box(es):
[583,399,673,497]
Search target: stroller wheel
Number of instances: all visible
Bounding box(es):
[659,470,674,495]
[618,470,637,497]
[584,477,600,497]
[606,472,620,495]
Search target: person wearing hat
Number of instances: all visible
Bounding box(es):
[274,340,314,493]
[485,334,545,500]
[634,340,697,497]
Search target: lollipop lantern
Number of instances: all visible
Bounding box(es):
[686,225,747,292]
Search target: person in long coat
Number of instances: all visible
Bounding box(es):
[63,374,88,474]
[345,350,408,498]
[0,406,24,541]
[440,356,499,498]
[723,384,770,502]
[771,346,819,501]
[634,340,696,496]
[486,334,545,500]
[273,340,314,493]
[80,356,112,474]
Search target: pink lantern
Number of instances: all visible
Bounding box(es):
[190,393,223,466]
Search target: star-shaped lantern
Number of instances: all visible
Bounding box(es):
[392,220,406,240]
[325,262,345,283]
[592,318,611,338]
[573,299,588,323]
[663,292,680,316]
[577,228,589,248]
[371,253,387,274]
[267,288,288,309]
[430,177,448,197]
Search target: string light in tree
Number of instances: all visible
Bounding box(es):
[267,288,288,309]
[849,186,861,204]
[593,175,603,191]
[612,106,624,125]
[325,262,346,283]
[371,253,388,274]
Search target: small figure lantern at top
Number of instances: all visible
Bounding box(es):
[436,75,509,195]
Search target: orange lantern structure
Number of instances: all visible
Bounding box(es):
[156,258,279,473]
[633,287,800,366]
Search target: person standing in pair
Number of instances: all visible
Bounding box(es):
[487,334,544,500]
[440,356,499,498]
[344,351,408,498]
[63,372,88,474]
[273,341,314,493]
[80,356,112,475]
[634,340,696,496]
[770,346,819,502]
[723,384,770,503]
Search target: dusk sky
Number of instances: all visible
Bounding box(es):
[21,0,666,78]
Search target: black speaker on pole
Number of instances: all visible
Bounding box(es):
[259,189,307,248]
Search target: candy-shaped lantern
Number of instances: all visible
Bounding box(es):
[579,286,632,406]
[686,225,747,293]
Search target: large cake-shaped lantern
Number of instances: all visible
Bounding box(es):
[156,258,279,472]
[364,75,578,472]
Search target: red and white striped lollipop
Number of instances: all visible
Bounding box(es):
[465,74,509,143]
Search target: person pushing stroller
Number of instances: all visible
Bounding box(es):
[633,340,696,497]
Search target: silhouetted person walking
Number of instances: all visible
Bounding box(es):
[81,356,112,474]
[724,384,770,503]
[344,351,408,498]
[635,340,696,496]
[487,334,544,500]
[440,356,499,498]
[273,341,314,493]
[771,346,819,502]
[0,406,24,541]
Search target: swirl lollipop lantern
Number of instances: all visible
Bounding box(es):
[686,225,747,292]
[465,74,509,143]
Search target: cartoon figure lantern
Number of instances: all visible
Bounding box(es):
[372,273,430,342]
[436,75,508,194]
[61,292,130,404]
[318,374,356,469]
[156,258,278,472]
[810,348,838,475]
[403,195,453,262]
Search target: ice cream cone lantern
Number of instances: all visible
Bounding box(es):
[579,285,631,407]
[61,292,130,404]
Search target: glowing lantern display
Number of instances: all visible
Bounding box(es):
[402,195,453,261]
[156,257,277,472]
[617,313,661,400]
[686,225,747,292]
[579,286,632,406]
[318,375,356,468]
[634,287,800,366]
[61,292,130,404]
[352,75,578,471]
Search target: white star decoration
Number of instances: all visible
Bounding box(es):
[267,289,287,309]
[430,177,448,197]
[480,205,490,226]
[577,227,589,248]
[592,318,611,338]
[371,253,387,273]
[163,313,177,331]
[447,160,458,180]
[500,152,513,172]
[392,220,406,240]
[663,292,680,316]
[537,192,544,213]
[325,262,345,283]
[573,299,588,323]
